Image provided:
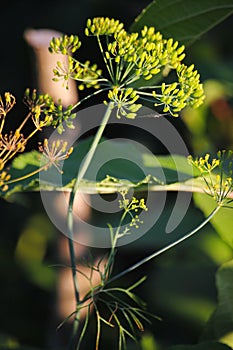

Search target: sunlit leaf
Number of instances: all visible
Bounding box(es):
[130,0,233,46]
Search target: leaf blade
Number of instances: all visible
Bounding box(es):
[130,0,233,45]
[200,260,233,348]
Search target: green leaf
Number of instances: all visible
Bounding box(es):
[0,137,222,200]
[200,260,233,348]
[1,150,42,200]
[168,341,231,350]
[130,0,233,46]
[142,153,200,182]
[194,193,233,249]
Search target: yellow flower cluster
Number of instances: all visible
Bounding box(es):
[0,89,75,192]
[106,87,142,119]
[188,153,220,173]
[39,139,73,174]
[106,26,185,82]
[0,93,25,175]
[49,34,81,55]
[119,193,148,229]
[50,43,103,90]
[49,16,205,119]
[188,151,233,206]
[24,88,76,134]
[153,63,205,116]
[66,59,102,90]
[85,17,124,36]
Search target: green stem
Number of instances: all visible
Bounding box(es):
[103,209,128,280]
[123,74,141,87]
[66,103,113,345]
[137,91,155,97]
[4,163,51,185]
[138,85,164,90]
[107,205,221,285]
[75,103,113,185]
[120,61,138,83]
[71,88,109,111]
[97,36,114,82]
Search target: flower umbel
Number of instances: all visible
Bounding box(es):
[152,64,205,116]
[0,131,26,168]
[39,139,73,174]
[119,190,148,229]
[85,17,124,36]
[106,87,142,119]
[24,88,77,134]
[49,34,81,55]
[49,17,205,119]
[49,35,105,91]
[188,150,233,206]
[0,89,77,192]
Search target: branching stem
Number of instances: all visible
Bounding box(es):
[107,205,221,285]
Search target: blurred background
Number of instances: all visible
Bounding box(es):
[0,1,232,349]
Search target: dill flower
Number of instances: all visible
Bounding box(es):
[24,88,76,134]
[106,87,142,119]
[49,17,205,119]
[85,17,124,36]
[188,150,233,206]
[39,138,73,174]
[0,92,16,118]
[119,191,148,229]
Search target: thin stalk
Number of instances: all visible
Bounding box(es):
[138,96,158,104]
[105,37,115,79]
[73,57,108,82]
[97,36,114,82]
[16,112,32,132]
[1,148,20,164]
[26,126,43,141]
[120,60,139,83]
[4,163,51,185]
[137,85,164,90]
[71,88,109,111]
[107,205,221,285]
[75,103,113,184]
[123,74,141,87]
[137,91,155,97]
[103,209,128,280]
[115,56,123,84]
[0,116,6,134]
[1,125,40,165]
[66,103,113,345]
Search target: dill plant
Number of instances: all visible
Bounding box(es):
[46,17,232,350]
[0,16,232,350]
